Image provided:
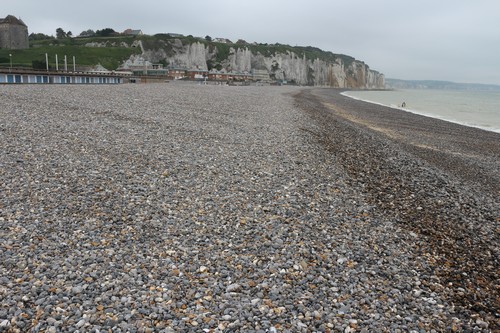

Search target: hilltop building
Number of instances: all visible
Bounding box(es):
[0,15,29,49]
[123,29,144,36]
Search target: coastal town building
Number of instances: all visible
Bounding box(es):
[166,68,185,80]
[115,55,174,83]
[187,69,208,80]
[0,68,127,84]
[123,29,144,36]
[251,69,271,82]
[206,69,252,82]
[0,15,29,49]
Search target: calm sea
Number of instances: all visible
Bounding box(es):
[342,89,500,133]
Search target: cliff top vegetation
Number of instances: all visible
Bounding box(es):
[145,34,357,66]
[0,30,358,70]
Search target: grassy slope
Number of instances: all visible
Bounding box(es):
[0,36,141,70]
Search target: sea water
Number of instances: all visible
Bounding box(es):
[342,89,500,133]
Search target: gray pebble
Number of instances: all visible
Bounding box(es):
[0,83,497,332]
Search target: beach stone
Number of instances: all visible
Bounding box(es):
[0,83,498,332]
[226,284,242,293]
[72,286,83,294]
[75,319,86,328]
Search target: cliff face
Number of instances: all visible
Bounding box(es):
[138,38,384,88]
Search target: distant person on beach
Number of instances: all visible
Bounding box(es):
[401,102,406,108]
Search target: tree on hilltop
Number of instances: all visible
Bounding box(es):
[29,32,54,40]
[56,28,68,39]
[95,28,118,37]
[79,29,96,37]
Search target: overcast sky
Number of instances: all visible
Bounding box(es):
[3,0,499,85]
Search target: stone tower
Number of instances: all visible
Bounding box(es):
[0,15,29,49]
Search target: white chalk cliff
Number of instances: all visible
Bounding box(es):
[134,38,385,88]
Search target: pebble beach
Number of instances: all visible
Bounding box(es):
[1,83,498,332]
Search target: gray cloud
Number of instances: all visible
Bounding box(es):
[3,0,499,84]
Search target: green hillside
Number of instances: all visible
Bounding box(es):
[0,36,141,70]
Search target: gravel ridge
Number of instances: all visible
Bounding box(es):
[1,84,497,332]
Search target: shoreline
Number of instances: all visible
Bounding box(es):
[312,88,500,196]
[298,88,499,329]
[341,90,500,134]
